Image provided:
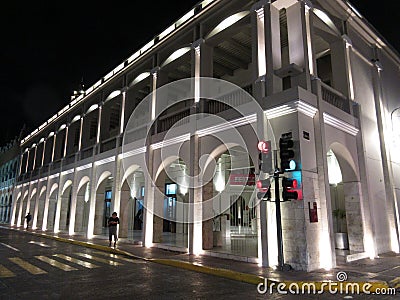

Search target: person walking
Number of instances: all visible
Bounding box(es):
[108,212,120,248]
[25,212,32,229]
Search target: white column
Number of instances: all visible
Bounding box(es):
[143,68,158,247]
[286,1,312,90]
[42,179,51,231]
[87,163,97,239]
[18,153,24,177]
[10,189,19,225]
[189,40,204,255]
[253,2,282,98]
[78,117,84,151]
[64,126,69,158]
[372,60,400,253]
[51,134,57,162]
[32,182,40,229]
[41,140,46,168]
[96,106,103,144]
[32,146,37,170]
[53,178,63,233]
[25,150,30,173]
[68,174,79,235]
[120,91,126,135]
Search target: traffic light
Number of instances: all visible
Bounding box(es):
[258,140,272,174]
[279,137,295,171]
[257,179,271,200]
[282,177,298,201]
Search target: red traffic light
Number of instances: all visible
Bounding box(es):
[282,178,298,189]
[258,141,270,153]
[257,179,269,189]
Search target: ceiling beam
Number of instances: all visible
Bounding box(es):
[214,62,234,76]
[214,47,249,70]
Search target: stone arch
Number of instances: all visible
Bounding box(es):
[200,142,257,256]
[61,180,73,195]
[19,190,29,227]
[105,90,122,102]
[46,183,59,231]
[93,170,114,235]
[119,164,145,241]
[205,11,250,40]
[152,155,192,246]
[28,188,37,217]
[77,176,90,193]
[75,176,91,234]
[327,142,364,254]
[154,156,180,183]
[36,186,47,229]
[96,171,112,191]
[59,180,74,232]
[121,165,142,188]
[128,72,150,88]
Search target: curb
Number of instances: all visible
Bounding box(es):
[150,258,265,285]
[4,227,393,294]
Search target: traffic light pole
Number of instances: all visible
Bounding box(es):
[273,149,285,270]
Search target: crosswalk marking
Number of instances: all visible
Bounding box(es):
[53,254,99,269]
[0,265,15,278]
[74,253,123,266]
[93,251,146,264]
[35,256,78,271]
[9,257,47,275]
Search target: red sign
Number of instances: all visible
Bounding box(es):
[229,174,255,186]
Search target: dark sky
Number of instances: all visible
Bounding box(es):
[0,0,398,146]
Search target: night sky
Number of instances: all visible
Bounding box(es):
[0,0,398,146]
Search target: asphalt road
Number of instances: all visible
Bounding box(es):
[1,228,397,300]
[0,228,262,299]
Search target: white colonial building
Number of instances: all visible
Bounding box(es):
[0,140,20,224]
[11,0,400,271]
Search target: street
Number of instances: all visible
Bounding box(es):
[0,229,261,299]
[1,228,398,299]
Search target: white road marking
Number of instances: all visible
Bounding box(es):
[28,241,50,248]
[0,242,20,252]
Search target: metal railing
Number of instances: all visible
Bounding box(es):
[101,138,117,153]
[52,159,62,170]
[208,85,253,115]
[81,146,94,160]
[157,107,191,133]
[65,154,76,166]
[321,82,351,114]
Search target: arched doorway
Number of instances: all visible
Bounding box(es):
[327,149,348,251]
[327,144,366,257]
[209,146,258,258]
[75,179,90,235]
[153,158,189,249]
[120,167,145,242]
[94,173,114,236]
[59,182,73,232]
[47,188,58,231]
[35,188,46,229]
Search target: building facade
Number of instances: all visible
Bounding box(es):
[11,0,400,271]
[0,139,20,224]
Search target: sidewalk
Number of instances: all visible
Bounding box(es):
[5,225,400,292]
